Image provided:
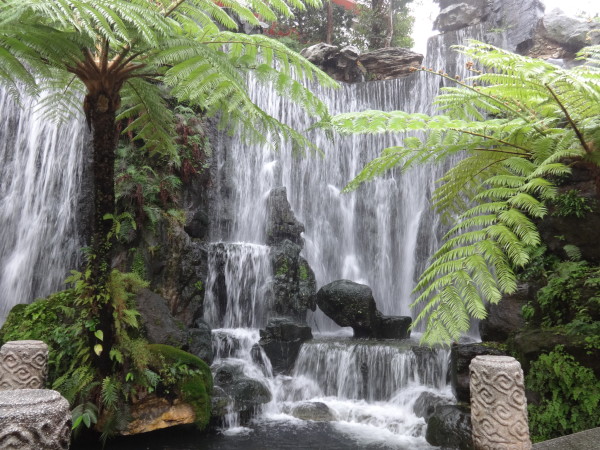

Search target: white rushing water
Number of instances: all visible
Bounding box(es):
[0,88,85,323]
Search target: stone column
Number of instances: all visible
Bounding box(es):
[0,340,49,390]
[0,389,71,449]
[470,355,531,450]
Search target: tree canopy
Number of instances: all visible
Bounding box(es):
[324,42,600,344]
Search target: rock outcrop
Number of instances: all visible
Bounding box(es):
[425,404,474,450]
[290,402,336,421]
[434,0,490,33]
[479,283,531,342]
[259,318,312,374]
[187,319,213,365]
[135,288,187,347]
[122,395,196,435]
[541,9,600,51]
[300,44,423,83]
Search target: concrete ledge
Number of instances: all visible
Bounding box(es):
[533,427,600,449]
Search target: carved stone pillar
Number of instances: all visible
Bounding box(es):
[0,340,49,390]
[470,355,531,450]
[0,389,71,449]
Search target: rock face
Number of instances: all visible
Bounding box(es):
[259,318,312,374]
[479,283,530,342]
[434,0,490,32]
[542,9,600,51]
[267,187,317,319]
[290,402,336,421]
[451,343,506,403]
[316,280,380,338]
[425,404,474,450]
[300,44,423,83]
[0,389,71,449]
[0,340,48,390]
[470,356,531,450]
[376,315,412,340]
[358,48,423,80]
[300,44,363,83]
[135,288,187,347]
[122,395,196,435]
[187,319,213,365]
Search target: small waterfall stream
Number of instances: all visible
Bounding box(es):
[0,88,86,322]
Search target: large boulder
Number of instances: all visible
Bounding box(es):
[425,404,474,450]
[300,44,363,83]
[358,48,423,80]
[316,280,379,338]
[542,9,600,51]
[413,391,452,423]
[121,395,196,435]
[290,402,336,421]
[259,318,313,374]
[135,288,186,347]
[479,283,530,342]
[434,0,490,32]
[451,343,506,403]
[187,319,213,365]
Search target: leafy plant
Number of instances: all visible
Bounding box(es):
[527,346,600,442]
[552,190,594,218]
[322,42,600,344]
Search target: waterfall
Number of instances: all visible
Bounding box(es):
[0,88,85,322]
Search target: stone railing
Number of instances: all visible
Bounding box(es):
[0,340,72,449]
[470,355,531,450]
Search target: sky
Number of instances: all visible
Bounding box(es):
[410,0,600,55]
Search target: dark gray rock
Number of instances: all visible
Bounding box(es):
[184,209,210,239]
[426,404,474,450]
[451,343,506,403]
[479,283,530,342]
[291,402,336,421]
[316,280,379,338]
[300,44,363,83]
[135,288,186,347]
[413,391,451,422]
[434,0,490,32]
[259,318,313,374]
[488,0,546,53]
[358,48,423,80]
[374,315,412,340]
[212,362,272,416]
[271,241,317,319]
[186,319,213,364]
[266,186,305,247]
[542,9,600,51]
[212,362,245,387]
[210,385,231,418]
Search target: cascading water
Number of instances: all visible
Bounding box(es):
[201,26,485,446]
[0,88,86,323]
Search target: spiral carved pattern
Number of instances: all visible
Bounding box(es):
[0,341,48,390]
[0,389,71,450]
[469,355,531,450]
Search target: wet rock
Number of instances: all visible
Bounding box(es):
[187,319,213,364]
[259,318,313,374]
[413,391,451,422]
[542,9,600,51]
[425,404,474,450]
[212,362,245,386]
[135,288,186,347]
[451,343,506,403]
[374,315,412,340]
[212,362,272,415]
[300,44,363,83]
[479,283,530,342]
[316,280,379,338]
[358,48,423,80]
[434,0,490,33]
[266,186,305,247]
[291,402,336,422]
[184,209,210,239]
[122,395,195,435]
[210,386,231,418]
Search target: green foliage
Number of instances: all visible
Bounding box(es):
[551,190,595,218]
[298,263,309,281]
[527,346,600,442]
[322,41,600,344]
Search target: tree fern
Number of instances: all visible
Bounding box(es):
[324,42,600,344]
